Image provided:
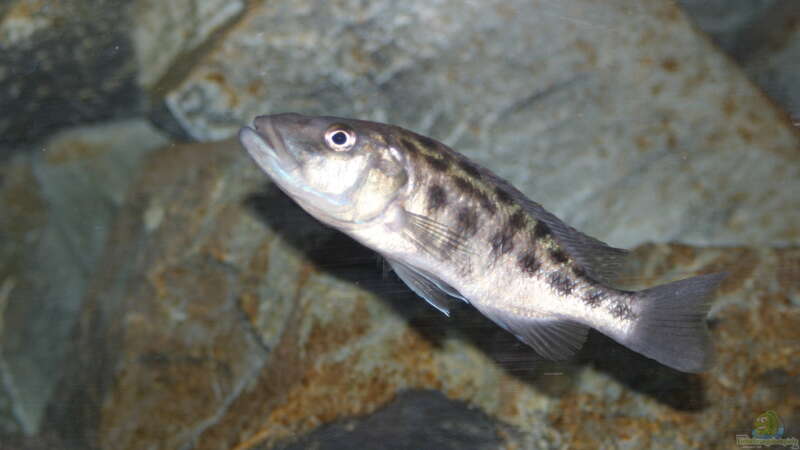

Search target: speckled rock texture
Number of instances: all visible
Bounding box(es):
[0,0,142,152]
[132,0,245,90]
[46,138,798,450]
[162,0,800,248]
[0,120,168,435]
[273,390,508,450]
[1,0,799,449]
[678,0,800,119]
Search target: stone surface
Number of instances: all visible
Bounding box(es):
[274,390,506,450]
[163,0,800,248]
[132,0,245,90]
[50,138,276,449]
[0,0,142,153]
[2,1,800,449]
[51,137,798,449]
[0,120,168,436]
[677,0,784,54]
[738,11,800,122]
[677,1,800,119]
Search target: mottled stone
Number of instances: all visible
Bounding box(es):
[35,130,796,449]
[0,120,168,436]
[49,139,280,449]
[274,390,505,450]
[4,1,800,449]
[132,0,245,89]
[0,0,141,151]
[677,0,785,54]
[164,0,800,248]
[677,1,800,120]
[738,10,800,121]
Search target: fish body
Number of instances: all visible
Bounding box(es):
[239,113,724,373]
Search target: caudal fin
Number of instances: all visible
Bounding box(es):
[625,273,726,373]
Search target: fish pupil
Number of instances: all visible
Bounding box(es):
[332,131,347,145]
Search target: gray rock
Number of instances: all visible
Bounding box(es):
[739,11,800,121]
[0,120,168,435]
[2,1,799,449]
[30,129,794,449]
[275,390,506,450]
[676,0,782,54]
[49,139,277,450]
[164,0,800,248]
[0,0,142,152]
[677,1,800,118]
[132,0,245,90]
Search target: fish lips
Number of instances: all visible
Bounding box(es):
[239,116,349,211]
[239,116,300,181]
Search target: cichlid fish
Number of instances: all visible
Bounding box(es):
[239,113,725,373]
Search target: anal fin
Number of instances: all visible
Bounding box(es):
[475,305,589,360]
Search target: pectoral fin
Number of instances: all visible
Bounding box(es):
[387,258,466,317]
[402,210,474,259]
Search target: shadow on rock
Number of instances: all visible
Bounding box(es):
[244,184,707,411]
[273,389,507,450]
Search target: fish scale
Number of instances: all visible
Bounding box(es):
[239,112,726,373]
[403,137,575,297]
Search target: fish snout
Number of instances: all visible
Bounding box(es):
[254,113,312,132]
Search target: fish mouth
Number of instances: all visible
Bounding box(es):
[239,115,348,212]
[239,116,300,179]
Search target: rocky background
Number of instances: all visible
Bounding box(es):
[1,1,798,449]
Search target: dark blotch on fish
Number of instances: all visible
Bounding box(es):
[518,252,541,275]
[508,210,526,231]
[453,176,477,196]
[458,159,482,178]
[571,266,597,285]
[399,137,419,155]
[533,221,551,239]
[427,184,447,212]
[456,207,479,237]
[550,249,569,265]
[609,301,634,320]
[583,289,606,307]
[548,272,576,296]
[477,192,497,216]
[416,133,441,151]
[454,177,495,216]
[489,230,514,256]
[495,186,514,205]
[424,154,450,172]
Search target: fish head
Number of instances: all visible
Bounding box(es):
[753,410,782,437]
[239,113,409,227]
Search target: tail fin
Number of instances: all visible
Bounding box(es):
[626,273,726,373]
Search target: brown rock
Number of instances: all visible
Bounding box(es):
[0,120,167,436]
[163,0,800,248]
[56,137,798,449]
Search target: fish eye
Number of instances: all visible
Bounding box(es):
[324,126,357,151]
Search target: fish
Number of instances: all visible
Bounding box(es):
[239,113,725,373]
[752,410,784,439]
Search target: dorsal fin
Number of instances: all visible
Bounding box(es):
[526,200,627,284]
[491,176,628,285]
